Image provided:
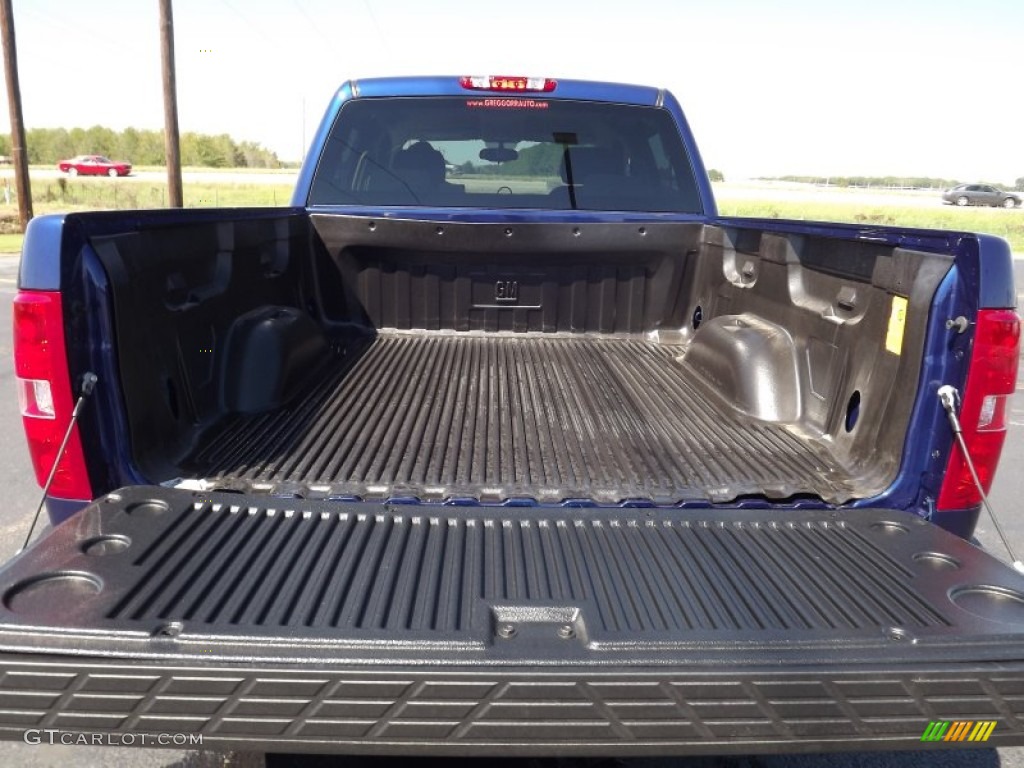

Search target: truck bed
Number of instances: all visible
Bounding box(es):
[86,213,950,509]
[186,332,851,504]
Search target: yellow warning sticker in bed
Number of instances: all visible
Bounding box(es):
[885,295,909,355]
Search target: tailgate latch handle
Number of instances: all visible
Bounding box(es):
[20,373,99,552]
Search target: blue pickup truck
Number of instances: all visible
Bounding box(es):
[2,75,1023,756]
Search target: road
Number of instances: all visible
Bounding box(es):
[0,254,1020,767]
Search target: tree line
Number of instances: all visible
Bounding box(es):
[768,174,1022,191]
[454,143,564,176]
[0,127,284,168]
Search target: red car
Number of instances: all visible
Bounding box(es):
[57,155,132,177]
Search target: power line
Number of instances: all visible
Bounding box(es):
[290,0,335,56]
[217,0,274,43]
[359,0,392,55]
[20,6,154,61]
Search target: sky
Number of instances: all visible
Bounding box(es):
[1,0,1022,182]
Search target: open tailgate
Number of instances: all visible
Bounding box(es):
[0,486,1023,755]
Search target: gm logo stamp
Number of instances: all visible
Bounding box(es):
[921,720,997,743]
[494,279,519,303]
[471,273,540,310]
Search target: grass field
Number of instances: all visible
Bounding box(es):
[715,198,1024,252]
[22,177,295,211]
[1,179,1021,254]
[0,234,23,253]
[124,165,300,174]
[0,179,294,251]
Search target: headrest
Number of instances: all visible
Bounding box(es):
[560,146,624,183]
[393,141,445,185]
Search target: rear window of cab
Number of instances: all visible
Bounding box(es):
[308,96,702,213]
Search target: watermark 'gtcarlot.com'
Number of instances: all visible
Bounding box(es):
[23,729,203,747]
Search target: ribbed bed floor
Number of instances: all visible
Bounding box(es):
[186,333,854,504]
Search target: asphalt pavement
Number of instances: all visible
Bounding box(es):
[0,253,1020,767]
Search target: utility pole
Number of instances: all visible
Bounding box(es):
[0,0,32,228]
[159,0,183,207]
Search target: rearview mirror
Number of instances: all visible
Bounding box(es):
[479,147,518,163]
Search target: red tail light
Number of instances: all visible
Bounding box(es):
[12,291,92,499]
[937,309,1021,510]
[460,75,557,92]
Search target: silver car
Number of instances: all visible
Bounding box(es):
[942,183,1021,208]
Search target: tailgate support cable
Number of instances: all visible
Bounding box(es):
[20,373,98,553]
[938,384,1024,573]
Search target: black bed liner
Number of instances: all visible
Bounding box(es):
[184,332,855,504]
[1,487,1023,753]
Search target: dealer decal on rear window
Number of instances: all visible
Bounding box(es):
[465,98,550,109]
